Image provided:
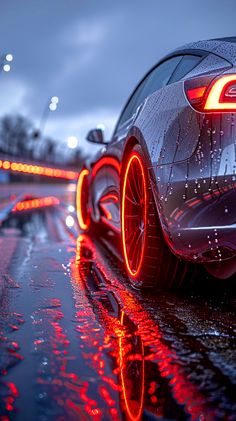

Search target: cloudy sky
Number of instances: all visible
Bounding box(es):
[0,0,236,153]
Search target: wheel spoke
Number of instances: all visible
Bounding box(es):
[126,178,138,203]
[132,161,143,199]
[125,214,140,219]
[132,237,144,272]
[127,225,141,250]
[126,224,140,246]
[125,192,139,206]
[131,161,141,200]
[129,229,143,269]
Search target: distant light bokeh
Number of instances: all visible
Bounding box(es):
[67,136,78,149]
[0,0,236,154]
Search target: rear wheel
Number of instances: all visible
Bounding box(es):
[121,144,190,289]
[76,168,91,232]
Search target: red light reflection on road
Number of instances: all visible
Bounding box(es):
[118,311,145,421]
[71,234,216,421]
[34,298,101,420]
[0,243,23,417]
[70,237,121,420]
[12,196,60,212]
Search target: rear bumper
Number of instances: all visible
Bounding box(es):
[151,164,236,263]
[171,224,236,263]
[150,108,236,264]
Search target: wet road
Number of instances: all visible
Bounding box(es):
[0,183,236,421]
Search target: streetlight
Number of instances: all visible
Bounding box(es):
[32,96,60,139]
[49,96,59,111]
[1,53,14,73]
[5,54,13,62]
[3,64,11,72]
[67,136,78,149]
[38,96,59,136]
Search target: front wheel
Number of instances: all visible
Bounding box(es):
[76,168,91,232]
[121,144,190,289]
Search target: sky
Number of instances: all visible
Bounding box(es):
[0,0,236,154]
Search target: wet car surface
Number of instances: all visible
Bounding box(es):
[0,183,236,421]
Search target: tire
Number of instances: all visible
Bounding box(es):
[121,144,191,289]
[76,168,91,232]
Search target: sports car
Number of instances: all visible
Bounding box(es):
[76,37,236,288]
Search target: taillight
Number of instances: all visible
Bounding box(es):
[204,75,236,111]
[186,86,207,102]
[185,74,236,112]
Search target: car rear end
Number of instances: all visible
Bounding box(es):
[153,41,236,276]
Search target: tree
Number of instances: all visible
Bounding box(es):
[0,113,84,168]
[0,114,33,158]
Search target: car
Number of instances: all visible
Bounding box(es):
[76,37,236,288]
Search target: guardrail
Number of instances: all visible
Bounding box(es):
[0,156,79,181]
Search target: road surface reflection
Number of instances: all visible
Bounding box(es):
[70,234,235,420]
[0,197,235,420]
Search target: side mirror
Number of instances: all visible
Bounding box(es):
[86,128,107,144]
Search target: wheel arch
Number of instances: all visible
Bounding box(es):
[121,128,153,178]
[121,130,176,258]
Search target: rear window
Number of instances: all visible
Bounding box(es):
[168,55,202,83]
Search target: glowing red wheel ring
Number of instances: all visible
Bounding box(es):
[76,168,91,231]
[121,152,147,279]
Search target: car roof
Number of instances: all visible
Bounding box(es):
[213,36,236,43]
[172,37,236,65]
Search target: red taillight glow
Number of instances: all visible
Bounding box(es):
[204,75,236,111]
[186,86,207,101]
[185,74,236,112]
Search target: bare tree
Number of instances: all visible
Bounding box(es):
[0,114,33,157]
[0,113,84,168]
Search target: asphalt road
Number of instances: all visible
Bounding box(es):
[0,183,236,421]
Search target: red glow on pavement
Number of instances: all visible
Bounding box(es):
[34,297,97,420]
[70,236,121,419]
[119,311,145,421]
[1,381,19,413]
[12,196,60,212]
[71,234,216,421]
[0,159,78,180]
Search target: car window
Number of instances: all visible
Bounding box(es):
[117,81,145,127]
[117,55,182,128]
[168,55,202,83]
[137,55,182,104]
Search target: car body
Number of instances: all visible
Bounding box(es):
[77,37,236,287]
